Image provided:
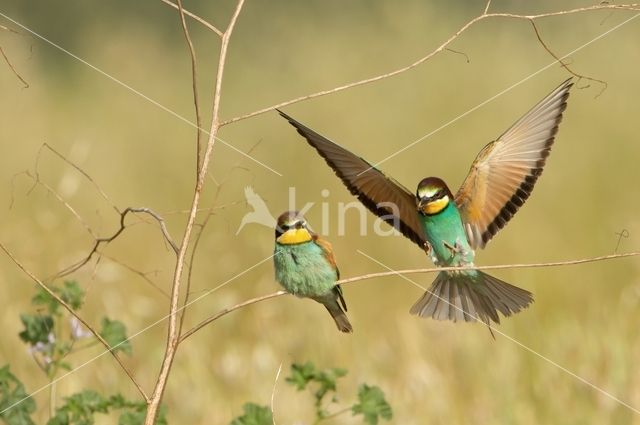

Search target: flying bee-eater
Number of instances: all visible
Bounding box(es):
[278,79,572,326]
[273,211,353,333]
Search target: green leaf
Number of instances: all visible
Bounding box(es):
[18,314,54,345]
[229,403,273,425]
[60,281,85,310]
[286,362,317,390]
[32,287,60,316]
[118,411,144,425]
[99,318,132,355]
[0,365,36,425]
[351,384,392,425]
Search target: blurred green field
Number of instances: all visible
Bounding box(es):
[1,0,639,423]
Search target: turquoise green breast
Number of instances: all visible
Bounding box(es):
[274,241,337,297]
[419,202,475,266]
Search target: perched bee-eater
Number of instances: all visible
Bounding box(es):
[273,211,352,333]
[278,79,572,326]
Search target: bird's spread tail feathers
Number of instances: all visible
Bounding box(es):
[410,271,533,325]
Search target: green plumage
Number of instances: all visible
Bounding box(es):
[274,239,352,333]
[420,202,475,267]
[274,241,337,297]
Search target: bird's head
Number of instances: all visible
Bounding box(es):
[275,211,313,244]
[416,177,453,216]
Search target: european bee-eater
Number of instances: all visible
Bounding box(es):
[273,211,352,333]
[278,79,572,325]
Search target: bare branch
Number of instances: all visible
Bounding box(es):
[179,251,640,342]
[342,251,640,285]
[179,291,287,343]
[0,242,149,402]
[145,0,246,422]
[159,0,223,37]
[530,19,608,97]
[220,3,640,126]
[53,207,178,281]
[0,46,29,88]
[175,0,204,177]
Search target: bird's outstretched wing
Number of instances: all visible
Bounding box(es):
[279,110,427,250]
[455,78,573,249]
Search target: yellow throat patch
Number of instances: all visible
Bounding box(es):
[424,196,449,215]
[277,228,312,245]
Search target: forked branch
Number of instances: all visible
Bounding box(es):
[219,2,640,126]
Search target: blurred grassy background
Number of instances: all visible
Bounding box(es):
[1,0,639,423]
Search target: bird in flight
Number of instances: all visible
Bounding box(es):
[278,78,572,326]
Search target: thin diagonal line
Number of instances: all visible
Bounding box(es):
[357,249,640,415]
[0,253,275,416]
[0,12,283,177]
[358,12,640,176]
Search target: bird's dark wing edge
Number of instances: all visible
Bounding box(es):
[278,110,427,250]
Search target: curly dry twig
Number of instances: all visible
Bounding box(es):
[219,2,640,126]
[529,19,608,97]
[0,242,149,402]
[178,251,640,343]
[53,207,179,280]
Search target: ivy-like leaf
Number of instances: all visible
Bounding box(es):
[229,403,273,425]
[60,281,85,310]
[0,365,36,425]
[351,384,392,425]
[99,318,132,355]
[18,314,54,345]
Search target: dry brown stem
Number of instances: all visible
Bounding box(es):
[0,242,149,401]
[179,251,640,342]
[220,2,640,126]
[159,0,223,37]
[144,0,246,422]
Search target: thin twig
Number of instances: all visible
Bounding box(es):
[53,207,178,280]
[0,46,29,88]
[20,171,97,238]
[179,252,639,342]
[220,3,640,126]
[35,143,120,214]
[179,291,287,343]
[0,242,149,402]
[483,0,492,15]
[340,251,640,284]
[175,0,204,177]
[179,139,262,333]
[271,361,283,425]
[145,1,246,423]
[100,253,170,299]
[530,19,608,97]
[159,0,223,37]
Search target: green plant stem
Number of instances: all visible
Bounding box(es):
[314,406,351,424]
[49,381,56,419]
